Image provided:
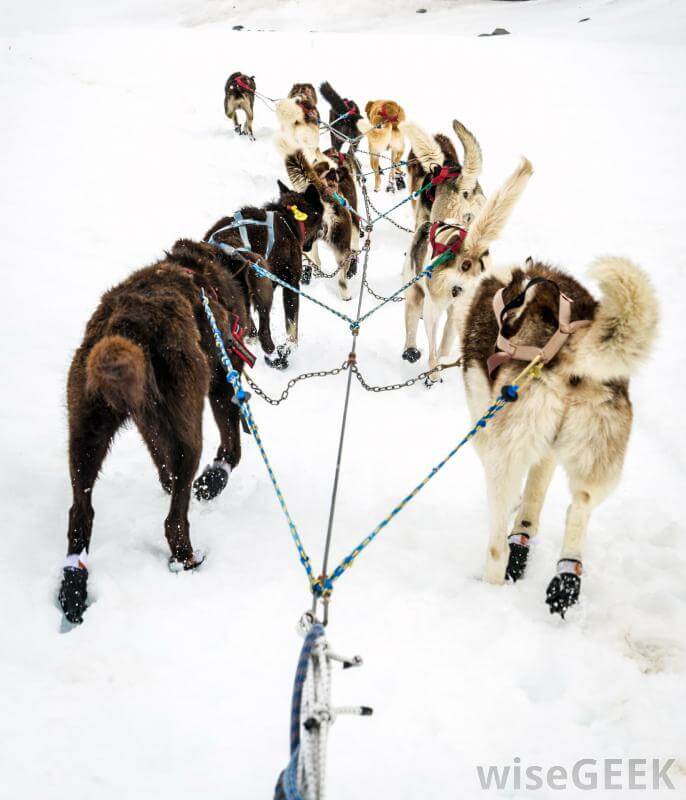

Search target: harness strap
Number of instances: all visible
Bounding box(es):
[379,103,399,124]
[486,278,591,378]
[342,98,359,116]
[208,211,276,260]
[428,221,468,259]
[233,75,254,94]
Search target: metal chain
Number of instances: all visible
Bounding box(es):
[244,361,349,405]
[362,274,404,303]
[350,358,462,393]
[364,191,415,234]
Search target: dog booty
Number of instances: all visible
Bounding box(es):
[194,459,232,502]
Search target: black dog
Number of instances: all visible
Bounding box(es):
[320,82,362,153]
[204,182,325,368]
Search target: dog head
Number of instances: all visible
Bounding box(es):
[289,83,317,106]
[276,180,324,251]
[427,157,533,301]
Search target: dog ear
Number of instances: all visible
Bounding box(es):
[452,119,483,194]
[304,182,322,208]
[277,179,290,195]
[400,122,444,172]
[463,157,533,257]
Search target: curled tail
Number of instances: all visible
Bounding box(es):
[577,257,659,380]
[86,335,147,413]
[319,81,346,116]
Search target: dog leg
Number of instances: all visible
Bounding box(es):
[545,486,595,617]
[479,447,529,585]
[506,454,556,582]
[402,284,423,363]
[423,299,443,385]
[391,141,405,190]
[59,398,124,624]
[370,150,381,192]
[245,106,255,140]
[194,381,242,502]
[265,284,299,370]
[334,246,352,301]
[231,109,241,135]
[437,303,461,364]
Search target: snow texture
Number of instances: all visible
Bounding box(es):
[0,0,684,797]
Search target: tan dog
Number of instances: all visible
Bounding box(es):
[357,100,406,192]
[276,83,323,164]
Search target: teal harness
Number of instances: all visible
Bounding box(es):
[208,210,276,260]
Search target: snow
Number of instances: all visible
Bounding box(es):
[1,1,685,797]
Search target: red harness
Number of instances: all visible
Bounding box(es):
[182,267,256,368]
[428,222,468,260]
[334,151,346,168]
[379,103,398,124]
[431,164,462,187]
[233,74,254,94]
[343,98,359,117]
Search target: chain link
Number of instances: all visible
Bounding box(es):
[362,274,405,303]
[364,191,415,234]
[244,361,349,405]
[351,358,462,393]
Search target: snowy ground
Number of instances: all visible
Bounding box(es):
[1,1,685,798]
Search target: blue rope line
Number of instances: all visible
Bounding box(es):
[200,291,317,590]
[315,393,515,596]
[249,262,357,328]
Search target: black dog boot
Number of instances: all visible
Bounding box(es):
[385,181,396,194]
[194,459,231,501]
[234,124,242,136]
[265,342,292,370]
[58,553,89,625]
[506,532,530,582]
[168,550,206,573]
[546,559,582,617]
[395,173,406,190]
[302,262,313,285]
[346,254,358,279]
[402,347,421,363]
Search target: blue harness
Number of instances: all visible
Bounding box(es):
[208,210,276,260]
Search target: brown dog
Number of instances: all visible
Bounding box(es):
[358,100,406,192]
[58,240,251,625]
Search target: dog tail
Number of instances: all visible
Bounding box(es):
[275,97,302,126]
[575,257,659,380]
[86,335,147,413]
[463,157,533,257]
[400,122,444,171]
[452,119,483,193]
[319,81,346,115]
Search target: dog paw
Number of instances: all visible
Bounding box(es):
[264,343,291,370]
[545,560,582,617]
[194,460,231,501]
[385,183,396,194]
[505,533,530,582]
[58,566,88,625]
[395,174,406,190]
[340,290,352,302]
[168,550,206,573]
[346,258,358,279]
[234,125,242,135]
[402,347,421,363]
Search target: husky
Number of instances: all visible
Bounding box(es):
[224,72,256,139]
[58,240,253,625]
[319,81,363,152]
[357,100,406,192]
[276,83,323,164]
[278,139,357,301]
[323,146,361,276]
[405,119,485,231]
[400,137,533,383]
[204,179,325,369]
[461,256,658,615]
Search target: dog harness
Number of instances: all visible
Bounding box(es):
[379,103,398,124]
[486,277,591,378]
[342,98,359,117]
[423,163,462,205]
[428,221,468,259]
[208,210,276,260]
[231,74,254,94]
